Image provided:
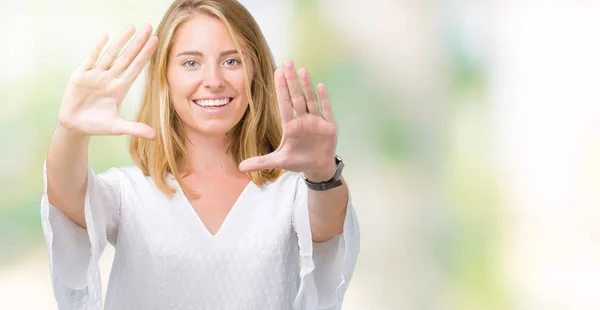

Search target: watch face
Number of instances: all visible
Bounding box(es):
[333,155,344,180]
[335,155,342,164]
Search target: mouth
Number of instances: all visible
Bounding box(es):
[192,97,234,108]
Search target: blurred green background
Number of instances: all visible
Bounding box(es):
[2,0,600,309]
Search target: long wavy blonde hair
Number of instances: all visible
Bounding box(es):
[130,0,284,196]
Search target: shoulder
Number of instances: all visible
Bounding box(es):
[95,165,169,201]
[259,170,307,196]
[96,164,149,186]
[264,170,301,186]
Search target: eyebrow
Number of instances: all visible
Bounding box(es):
[175,49,239,57]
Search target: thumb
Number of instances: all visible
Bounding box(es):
[111,119,156,139]
[239,153,282,172]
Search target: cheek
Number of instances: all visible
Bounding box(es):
[225,70,249,96]
[167,67,195,98]
[167,72,194,119]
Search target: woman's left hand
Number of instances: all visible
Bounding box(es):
[239,60,339,182]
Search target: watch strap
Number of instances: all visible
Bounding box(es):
[302,155,344,191]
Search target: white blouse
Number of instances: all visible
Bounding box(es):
[40,162,360,310]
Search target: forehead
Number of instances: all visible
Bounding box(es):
[171,13,237,53]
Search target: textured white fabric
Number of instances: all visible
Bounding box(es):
[40,162,360,310]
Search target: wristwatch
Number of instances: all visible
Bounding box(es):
[302,155,344,191]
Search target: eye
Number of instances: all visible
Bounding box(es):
[183,59,199,68]
[223,58,240,66]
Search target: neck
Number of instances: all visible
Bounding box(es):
[180,130,240,176]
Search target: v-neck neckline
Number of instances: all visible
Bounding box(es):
[173,177,255,238]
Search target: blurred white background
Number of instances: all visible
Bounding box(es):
[1,0,599,309]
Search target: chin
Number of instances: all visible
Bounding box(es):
[186,116,243,138]
[196,122,237,137]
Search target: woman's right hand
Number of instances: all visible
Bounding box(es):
[57,24,158,139]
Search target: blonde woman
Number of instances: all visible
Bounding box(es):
[41,0,359,309]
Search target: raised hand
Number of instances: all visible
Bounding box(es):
[239,60,339,182]
[57,24,158,139]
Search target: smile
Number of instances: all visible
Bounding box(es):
[193,98,233,107]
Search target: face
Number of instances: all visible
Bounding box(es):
[167,13,253,138]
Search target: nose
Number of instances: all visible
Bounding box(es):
[201,63,224,89]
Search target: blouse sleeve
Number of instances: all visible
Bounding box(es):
[291,174,361,310]
[40,160,123,309]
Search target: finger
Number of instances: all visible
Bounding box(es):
[111,119,156,139]
[120,35,159,85]
[95,25,136,70]
[109,24,153,76]
[275,68,294,122]
[78,33,109,72]
[317,83,335,121]
[298,68,319,115]
[239,153,284,172]
[283,60,307,117]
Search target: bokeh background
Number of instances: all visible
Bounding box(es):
[1,0,600,309]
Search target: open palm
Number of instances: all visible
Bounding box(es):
[239,60,338,177]
[57,24,157,139]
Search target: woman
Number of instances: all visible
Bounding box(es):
[41,0,359,309]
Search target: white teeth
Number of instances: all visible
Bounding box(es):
[194,98,231,107]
